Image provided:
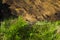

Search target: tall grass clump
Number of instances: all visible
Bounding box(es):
[0,16,60,40]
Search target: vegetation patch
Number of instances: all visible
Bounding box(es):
[0,16,60,40]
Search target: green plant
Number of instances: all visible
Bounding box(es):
[29,21,60,40]
[0,17,60,40]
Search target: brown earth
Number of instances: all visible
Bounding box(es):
[2,0,60,22]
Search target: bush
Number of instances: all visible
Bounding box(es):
[0,17,60,40]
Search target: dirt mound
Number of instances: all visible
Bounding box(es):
[2,0,60,22]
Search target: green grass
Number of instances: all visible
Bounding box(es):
[0,16,60,40]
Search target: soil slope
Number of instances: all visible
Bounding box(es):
[2,0,60,22]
